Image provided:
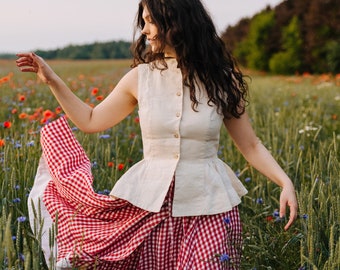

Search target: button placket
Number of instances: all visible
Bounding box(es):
[173,80,183,161]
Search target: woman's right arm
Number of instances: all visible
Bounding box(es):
[16,53,138,133]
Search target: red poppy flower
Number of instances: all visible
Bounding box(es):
[3,121,12,128]
[35,107,43,114]
[266,216,274,222]
[107,161,114,168]
[19,113,28,119]
[134,117,140,124]
[0,139,5,147]
[91,88,99,96]
[30,112,40,121]
[0,76,9,84]
[117,163,125,171]
[55,106,63,114]
[18,95,26,102]
[43,109,55,119]
[96,95,104,101]
[40,117,49,124]
[0,77,9,83]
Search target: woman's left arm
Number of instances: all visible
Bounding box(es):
[224,112,298,230]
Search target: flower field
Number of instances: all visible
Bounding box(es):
[0,59,339,269]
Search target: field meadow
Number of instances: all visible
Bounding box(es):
[0,59,339,269]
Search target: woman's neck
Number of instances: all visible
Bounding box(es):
[164,48,176,59]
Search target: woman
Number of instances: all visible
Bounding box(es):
[16,0,298,269]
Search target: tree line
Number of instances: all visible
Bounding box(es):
[0,40,132,60]
[35,40,132,60]
[222,0,340,74]
[1,0,339,74]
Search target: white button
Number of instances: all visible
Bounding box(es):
[174,133,179,138]
[176,92,181,96]
[176,112,181,117]
[174,154,179,159]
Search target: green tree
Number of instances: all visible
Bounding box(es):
[325,40,340,74]
[243,10,275,71]
[269,16,303,74]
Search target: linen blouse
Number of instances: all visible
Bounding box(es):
[110,59,247,217]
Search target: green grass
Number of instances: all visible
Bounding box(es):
[0,59,339,269]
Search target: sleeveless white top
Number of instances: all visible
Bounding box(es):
[110,59,247,217]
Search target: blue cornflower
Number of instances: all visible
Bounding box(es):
[91,161,98,168]
[219,254,229,262]
[245,177,251,182]
[14,185,20,190]
[26,141,35,147]
[256,198,263,204]
[97,189,110,195]
[99,134,110,139]
[17,216,27,223]
[19,253,25,261]
[301,214,308,220]
[275,216,285,223]
[12,198,21,203]
[14,142,22,148]
[273,209,280,217]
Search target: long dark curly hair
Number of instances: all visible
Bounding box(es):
[132,0,249,119]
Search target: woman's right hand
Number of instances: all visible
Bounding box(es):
[16,52,57,85]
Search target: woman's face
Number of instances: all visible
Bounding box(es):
[141,6,176,57]
[141,6,159,52]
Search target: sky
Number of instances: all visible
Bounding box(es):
[1,0,283,54]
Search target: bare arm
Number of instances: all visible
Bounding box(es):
[224,112,298,230]
[16,52,138,133]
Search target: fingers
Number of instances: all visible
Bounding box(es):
[279,203,286,220]
[280,189,298,231]
[16,52,38,73]
[18,67,38,73]
[280,203,298,231]
[284,215,294,231]
[284,203,298,231]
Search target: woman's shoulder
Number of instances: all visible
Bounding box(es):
[120,66,138,84]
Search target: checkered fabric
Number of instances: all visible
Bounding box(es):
[41,116,242,269]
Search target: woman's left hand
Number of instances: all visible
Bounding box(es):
[279,184,298,231]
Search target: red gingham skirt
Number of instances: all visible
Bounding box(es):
[41,117,242,269]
